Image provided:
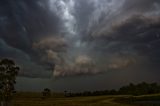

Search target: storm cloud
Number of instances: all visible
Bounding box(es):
[0,0,160,78]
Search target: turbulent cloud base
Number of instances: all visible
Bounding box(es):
[0,0,160,78]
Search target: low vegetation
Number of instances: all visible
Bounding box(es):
[42,88,51,99]
[66,82,160,97]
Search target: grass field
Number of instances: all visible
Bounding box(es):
[12,92,160,106]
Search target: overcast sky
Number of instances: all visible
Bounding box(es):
[0,0,160,92]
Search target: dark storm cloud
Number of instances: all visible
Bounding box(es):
[0,0,160,78]
[123,0,160,12]
[86,15,160,81]
[87,0,160,38]
[76,0,160,78]
[0,0,61,78]
[0,0,61,53]
[0,38,50,78]
[90,15,160,59]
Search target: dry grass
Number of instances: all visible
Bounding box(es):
[12,92,131,106]
[12,92,160,106]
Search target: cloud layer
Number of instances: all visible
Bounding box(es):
[0,0,160,78]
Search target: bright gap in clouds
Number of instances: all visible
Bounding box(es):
[49,0,76,37]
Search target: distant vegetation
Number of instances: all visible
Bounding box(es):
[42,88,51,99]
[65,82,160,97]
[118,82,160,95]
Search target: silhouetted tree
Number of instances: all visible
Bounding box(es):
[42,88,51,99]
[0,59,19,106]
[64,90,67,97]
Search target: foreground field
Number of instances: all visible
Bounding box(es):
[12,92,160,106]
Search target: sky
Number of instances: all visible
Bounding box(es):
[0,0,160,92]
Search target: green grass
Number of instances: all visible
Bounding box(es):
[11,92,160,106]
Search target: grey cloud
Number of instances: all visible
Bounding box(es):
[0,39,29,60]
[0,0,160,78]
[0,0,61,78]
[0,39,50,78]
[87,15,160,73]
[54,55,100,77]
[92,15,160,48]
[33,36,68,67]
[33,36,67,52]
[0,0,61,49]
[123,0,160,12]
[87,0,160,39]
[73,0,95,33]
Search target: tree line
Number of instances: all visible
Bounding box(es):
[64,82,160,97]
